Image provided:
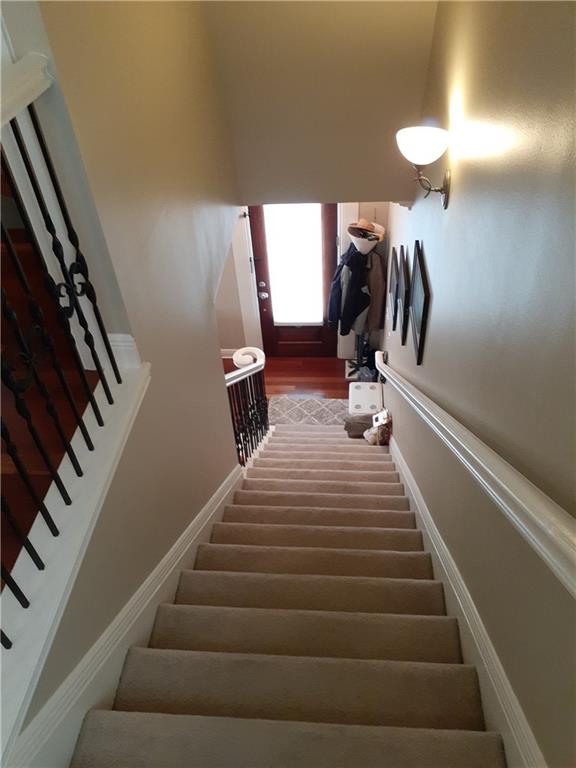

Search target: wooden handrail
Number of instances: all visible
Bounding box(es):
[375,352,576,598]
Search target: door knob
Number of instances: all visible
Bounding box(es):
[258,292,269,300]
[258,281,267,288]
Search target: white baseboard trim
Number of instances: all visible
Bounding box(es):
[220,348,236,358]
[108,333,141,370]
[7,462,243,768]
[390,437,546,768]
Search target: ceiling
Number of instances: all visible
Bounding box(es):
[201,1,438,204]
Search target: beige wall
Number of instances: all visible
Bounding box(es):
[382,3,575,765]
[387,389,575,768]
[215,248,246,350]
[26,0,239,717]
[201,1,437,205]
[384,2,575,516]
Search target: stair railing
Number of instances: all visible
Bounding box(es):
[224,347,268,465]
[1,48,150,757]
[375,351,576,598]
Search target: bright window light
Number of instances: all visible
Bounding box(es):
[263,203,323,325]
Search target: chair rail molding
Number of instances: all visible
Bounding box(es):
[375,353,576,599]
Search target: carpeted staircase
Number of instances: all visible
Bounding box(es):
[71,424,506,767]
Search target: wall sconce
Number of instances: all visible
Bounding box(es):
[396,126,451,209]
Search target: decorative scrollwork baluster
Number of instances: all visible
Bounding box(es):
[2,224,95,449]
[1,420,59,536]
[1,361,71,505]
[28,105,122,385]
[2,287,83,478]
[7,119,114,404]
[2,154,104,428]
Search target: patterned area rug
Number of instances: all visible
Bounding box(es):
[268,395,349,425]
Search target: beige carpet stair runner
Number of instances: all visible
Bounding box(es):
[72,424,506,767]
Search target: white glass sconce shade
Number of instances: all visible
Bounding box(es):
[395,126,449,166]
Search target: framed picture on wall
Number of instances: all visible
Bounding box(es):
[409,240,431,365]
[398,245,410,345]
[389,247,399,330]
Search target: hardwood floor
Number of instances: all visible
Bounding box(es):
[265,357,348,398]
[223,356,349,398]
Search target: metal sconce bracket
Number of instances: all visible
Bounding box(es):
[413,165,451,209]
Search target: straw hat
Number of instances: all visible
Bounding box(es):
[347,218,384,241]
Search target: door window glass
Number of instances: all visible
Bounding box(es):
[263,203,323,325]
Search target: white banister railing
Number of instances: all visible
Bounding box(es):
[375,352,576,598]
[224,346,266,388]
[223,347,268,464]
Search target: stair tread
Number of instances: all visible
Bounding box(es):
[223,504,416,528]
[211,522,423,550]
[235,489,410,511]
[151,604,461,662]
[247,467,400,481]
[176,570,446,615]
[195,543,433,579]
[72,711,505,768]
[115,649,484,730]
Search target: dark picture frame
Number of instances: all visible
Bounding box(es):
[389,247,399,330]
[409,241,431,365]
[398,245,410,345]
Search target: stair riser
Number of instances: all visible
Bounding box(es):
[268,438,374,446]
[264,444,389,454]
[274,425,347,432]
[253,458,396,472]
[259,451,393,462]
[246,468,401,482]
[234,490,410,510]
[195,544,433,579]
[176,571,446,615]
[72,712,507,768]
[115,649,484,731]
[242,479,404,496]
[211,523,424,551]
[151,605,461,663]
[223,505,416,529]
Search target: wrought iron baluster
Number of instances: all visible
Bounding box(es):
[27,105,122,385]
[8,119,114,404]
[1,361,71,505]
[1,420,59,536]
[1,496,44,570]
[1,565,29,608]
[2,154,104,428]
[1,630,13,650]
[2,287,83,477]
[2,223,95,450]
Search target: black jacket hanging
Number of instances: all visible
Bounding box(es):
[327,244,371,335]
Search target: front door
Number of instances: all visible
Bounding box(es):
[249,203,337,356]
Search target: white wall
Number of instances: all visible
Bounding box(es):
[382,3,575,765]
[215,247,246,350]
[22,0,240,718]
